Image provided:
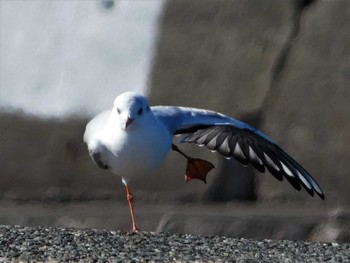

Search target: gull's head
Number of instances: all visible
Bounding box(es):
[113,92,151,130]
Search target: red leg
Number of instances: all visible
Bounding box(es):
[125,184,139,232]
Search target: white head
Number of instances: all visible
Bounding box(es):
[113,92,152,130]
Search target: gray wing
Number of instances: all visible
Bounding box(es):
[152,106,324,200]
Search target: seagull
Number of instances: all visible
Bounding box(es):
[84,91,324,232]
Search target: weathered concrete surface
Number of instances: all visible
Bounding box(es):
[150,0,296,112]
[260,0,350,202]
[310,208,350,243]
[0,112,117,201]
[0,199,349,243]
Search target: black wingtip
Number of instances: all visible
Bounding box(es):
[318,192,325,200]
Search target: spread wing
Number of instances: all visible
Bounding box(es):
[152,106,324,199]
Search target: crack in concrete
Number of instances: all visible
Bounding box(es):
[272,0,316,86]
[261,0,318,112]
[237,1,319,129]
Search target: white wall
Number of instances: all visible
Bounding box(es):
[0,0,164,117]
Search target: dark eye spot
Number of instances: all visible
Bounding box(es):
[138,108,143,115]
[117,108,121,114]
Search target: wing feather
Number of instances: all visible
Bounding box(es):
[230,136,248,165]
[152,106,324,199]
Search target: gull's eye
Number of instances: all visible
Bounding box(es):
[138,108,143,115]
[117,107,121,114]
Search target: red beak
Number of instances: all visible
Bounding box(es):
[125,116,134,129]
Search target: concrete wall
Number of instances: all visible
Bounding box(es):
[149,0,350,204]
[0,0,349,215]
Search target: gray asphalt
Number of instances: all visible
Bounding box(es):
[0,225,349,262]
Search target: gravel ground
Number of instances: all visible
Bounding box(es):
[0,225,349,262]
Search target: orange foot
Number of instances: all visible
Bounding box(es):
[122,228,139,235]
[131,226,139,233]
[185,158,215,184]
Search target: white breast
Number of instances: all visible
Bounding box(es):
[98,114,172,181]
